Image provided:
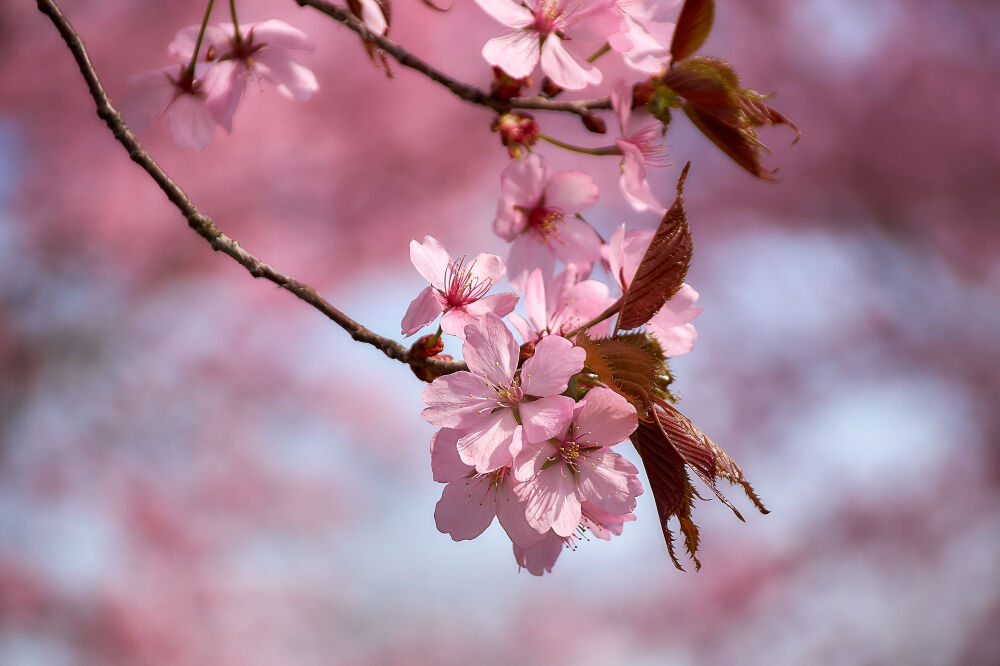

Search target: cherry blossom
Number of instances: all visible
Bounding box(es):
[401,236,518,338]
[508,266,616,343]
[513,503,636,575]
[122,64,216,151]
[513,387,642,537]
[494,153,603,286]
[422,313,585,473]
[430,429,543,546]
[612,78,669,213]
[609,0,678,74]
[603,224,702,356]
[168,20,318,131]
[475,0,623,90]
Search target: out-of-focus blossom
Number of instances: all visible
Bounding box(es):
[508,266,616,342]
[422,314,584,473]
[513,387,641,536]
[603,224,702,355]
[611,78,668,213]
[353,0,389,35]
[122,64,216,150]
[609,0,678,74]
[401,235,518,338]
[168,20,318,131]
[474,0,623,90]
[494,153,603,285]
[431,428,543,545]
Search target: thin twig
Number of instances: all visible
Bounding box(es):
[36,0,465,375]
[294,0,612,117]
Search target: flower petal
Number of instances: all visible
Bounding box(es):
[201,59,245,132]
[122,68,178,133]
[521,335,585,396]
[575,448,643,514]
[543,170,599,213]
[248,19,316,51]
[496,479,546,546]
[572,387,638,447]
[518,465,582,537]
[410,236,451,288]
[401,285,444,336]
[520,395,574,443]
[457,410,519,473]
[421,372,496,428]
[549,216,602,269]
[482,31,540,80]
[540,36,602,90]
[166,93,216,151]
[462,312,519,385]
[506,233,556,289]
[435,477,497,540]
[251,48,319,101]
[618,140,666,214]
[512,530,564,575]
[474,0,535,28]
[430,428,473,483]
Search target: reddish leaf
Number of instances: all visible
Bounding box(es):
[670,0,716,62]
[617,164,693,330]
[576,332,672,420]
[629,396,768,570]
[662,57,797,180]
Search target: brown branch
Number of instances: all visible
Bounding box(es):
[36,0,465,376]
[294,0,612,117]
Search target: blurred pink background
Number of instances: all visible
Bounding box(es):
[1,1,998,664]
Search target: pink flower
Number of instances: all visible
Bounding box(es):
[122,65,216,151]
[611,78,668,214]
[401,235,519,338]
[475,0,623,90]
[513,387,642,537]
[422,313,585,473]
[608,0,678,74]
[508,267,616,342]
[494,154,603,286]
[602,224,702,355]
[431,429,543,546]
[168,20,318,131]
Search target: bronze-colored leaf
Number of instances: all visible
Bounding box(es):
[629,397,768,570]
[661,57,796,180]
[617,164,693,330]
[670,0,715,62]
[576,332,671,420]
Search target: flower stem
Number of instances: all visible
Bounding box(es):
[427,325,443,348]
[183,0,217,85]
[229,0,244,48]
[586,43,611,64]
[538,133,621,157]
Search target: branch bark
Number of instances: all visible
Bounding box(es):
[36,0,465,375]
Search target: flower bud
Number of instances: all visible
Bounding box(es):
[518,340,536,368]
[580,111,607,134]
[541,77,564,98]
[491,66,533,101]
[492,112,540,158]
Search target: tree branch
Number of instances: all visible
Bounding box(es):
[36,0,465,376]
[294,0,612,117]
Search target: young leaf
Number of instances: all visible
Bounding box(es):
[617,164,693,331]
[629,397,768,570]
[670,0,716,62]
[661,57,797,180]
[576,332,671,420]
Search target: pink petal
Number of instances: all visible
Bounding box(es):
[506,234,556,290]
[430,428,473,483]
[201,60,246,132]
[648,321,698,357]
[435,477,497,540]
[167,25,229,61]
[401,285,444,336]
[440,308,477,339]
[512,438,552,483]
[457,410,520,473]
[252,49,319,102]
[521,335,585,396]
[166,93,216,151]
[409,236,451,288]
[621,227,655,288]
[355,0,388,34]
[523,268,548,334]
[581,502,635,540]
[519,465,582,537]
[462,313,518,385]
[543,170,599,213]
[513,531,564,575]
[121,69,177,133]
[649,283,701,327]
[540,36,602,90]
[496,480,546,547]
[565,1,624,41]
[549,216,602,268]
[602,223,628,290]
[468,252,507,285]
[611,77,632,130]
[474,0,535,28]
[618,140,666,214]
[482,31,541,80]
[463,292,520,320]
[519,395,574,444]
[507,313,535,344]
[572,387,638,447]
[248,19,315,51]
[574,448,643,514]
[500,153,547,209]
[493,197,526,241]
[421,372,496,428]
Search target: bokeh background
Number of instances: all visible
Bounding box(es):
[2,0,998,664]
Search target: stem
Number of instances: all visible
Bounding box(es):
[538,133,621,157]
[229,0,244,48]
[427,326,443,348]
[183,0,217,84]
[586,43,611,64]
